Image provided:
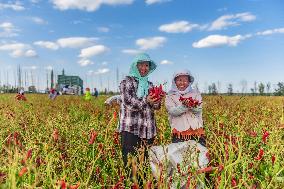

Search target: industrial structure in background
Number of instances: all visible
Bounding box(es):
[0,65,84,95]
[56,69,83,95]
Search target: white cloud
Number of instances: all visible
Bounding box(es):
[0,2,25,11]
[160,60,173,65]
[136,36,166,50]
[235,12,256,22]
[25,49,37,57]
[0,22,14,31]
[51,0,134,12]
[31,17,48,25]
[208,12,256,31]
[94,68,110,75]
[44,66,53,70]
[101,61,108,65]
[145,0,171,5]
[0,43,27,51]
[97,27,110,33]
[0,43,37,58]
[79,45,108,58]
[256,27,284,36]
[121,49,142,55]
[10,49,24,57]
[192,34,250,48]
[0,42,37,58]
[10,49,37,58]
[0,22,19,37]
[57,37,97,48]
[159,21,199,33]
[34,41,59,50]
[78,59,94,66]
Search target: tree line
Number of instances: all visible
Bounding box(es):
[206,82,284,96]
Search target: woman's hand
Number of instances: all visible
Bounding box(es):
[191,106,202,114]
[181,98,190,106]
[147,93,162,105]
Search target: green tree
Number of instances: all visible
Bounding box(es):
[274,82,284,96]
[258,83,265,95]
[211,83,218,95]
[227,83,233,95]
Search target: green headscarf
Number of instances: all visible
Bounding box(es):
[128,53,157,98]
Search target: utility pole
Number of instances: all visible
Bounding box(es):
[51,69,54,89]
[31,70,34,86]
[6,71,9,88]
[25,71,27,89]
[46,71,49,90]
[107,74,110,93]
[116,67,119,92]
[17,65,22,89]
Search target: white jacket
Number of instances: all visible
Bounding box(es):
[165,89,203,132]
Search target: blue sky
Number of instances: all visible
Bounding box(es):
[0,0,283,93]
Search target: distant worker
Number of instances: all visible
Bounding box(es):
[62,85,69,95]
[15,88,27,101]
[85,87,92,100]
[93,88,99,98]
[49,88,57,100]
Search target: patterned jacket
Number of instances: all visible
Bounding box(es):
[119,76,161,139]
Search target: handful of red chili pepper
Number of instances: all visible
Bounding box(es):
[179,96,201,108]
[149,84,166,100]
[15,94,27,101]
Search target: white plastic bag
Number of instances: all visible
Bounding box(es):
[149,140,209,189]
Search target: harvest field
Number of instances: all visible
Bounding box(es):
[0,94,283,188]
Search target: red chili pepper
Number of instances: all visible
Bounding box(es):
[26,149,32,159]
[58,179,67,189]
[146,180,152,189]
[179,96,201,108]
[248,162,254,169]
[69,182,80,189]
[88,129,97,144]
[248,174,254,179]
[231,177,237,187]
[272,155,276,165]
[262,130,269,143]
[19,167,28,177]
[218,164,224,172]
[21,149,32,164]
[149,84,166,100]
[96,167,101,175]
[254,148,264,160]
[113,111,117,120]
[177,163,181,174]
[224,141,229,160]
[197,166,213,174]
[215,176,221,188]
[185,175,191,189]
[131,183,139,189]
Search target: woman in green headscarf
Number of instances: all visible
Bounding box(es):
[119,53,164,184]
